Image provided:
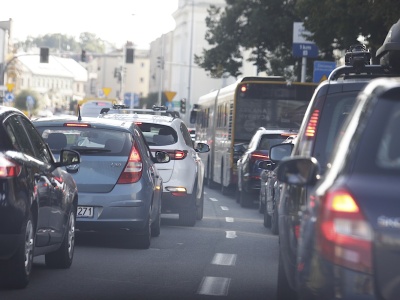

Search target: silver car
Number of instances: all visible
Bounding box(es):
[33,115,170,249]
[99,106,210,227]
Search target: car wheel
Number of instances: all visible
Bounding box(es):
[0,212,35,289]
[271,205,279,235]
[136,214,151,249]
[277,252,297,300]
[45,209,75,268]
[258,193,265,213]
[151,206,161,237]
[264,206,271,228]
[196,187,204,220]
[240,190,250,207]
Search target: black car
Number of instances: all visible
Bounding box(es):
[236,127,296,207]
[279,77,400,299]
[272,23,400,300]
[0,106,80,289]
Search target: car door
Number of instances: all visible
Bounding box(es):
[20,117,65,245]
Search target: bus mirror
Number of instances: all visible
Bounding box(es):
[190,111,197,124]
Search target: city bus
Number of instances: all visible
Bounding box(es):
[189,76,318,193]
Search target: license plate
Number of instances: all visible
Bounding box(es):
[77,206,94,218]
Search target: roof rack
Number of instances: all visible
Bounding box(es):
[99,105,181,119]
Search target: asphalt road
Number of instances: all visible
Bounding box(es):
[1,186,279,300]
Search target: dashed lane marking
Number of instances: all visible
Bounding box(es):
[209,198,218,202]
[226,231,237,239]
[197,276,231,296]
[220,206,229,210]
[211,253,237,266]
[225,217,234,222]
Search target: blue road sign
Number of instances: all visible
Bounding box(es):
[5,92,14,102]
[124,93,139,108]
[313,61,337,83]
[292,43,319,58]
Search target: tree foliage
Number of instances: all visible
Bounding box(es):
[196,0,400,80]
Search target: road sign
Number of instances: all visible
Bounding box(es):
[102,87,111,97]
[5,92,14,102]
[292,22,319,58]
[6,83,14,92]
[164,91,177,102]
[124,93,139,108]
[313,61,336,83]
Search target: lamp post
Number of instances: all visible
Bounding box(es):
[187,0,195,124]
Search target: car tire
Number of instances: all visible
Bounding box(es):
[264,207,271,228]
[277,252,297,300]
[258,193,265,213]
[151,206,161,237]
[0,212,35,289]
[136,214,151,249]
[45,209,75,268]
[240,190,250,207]
[271,205,279,235]
[196,187,204,221]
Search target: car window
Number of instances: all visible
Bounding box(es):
[257,134,287,150]
[180,122,193,147]
[36,127,132,156]
[137,123,177,146]
[376,108,400,169]
[311,92,358,172]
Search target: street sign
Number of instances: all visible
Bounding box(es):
[164,91,177,102]
[124,93,139,108]
[102,87,111,97]
[5,92,14,102]
[313,61,336,83]
[6,83,15,92]
[292,22,319,58]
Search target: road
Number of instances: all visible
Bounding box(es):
[1,187,279,300]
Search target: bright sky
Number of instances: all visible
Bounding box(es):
[0,0,179,49]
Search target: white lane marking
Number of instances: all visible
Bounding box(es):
[226,231,237,239]
[211,253,237,266]
[225,217,234,222]
[209,198,218,202]
[197,276,231,296]
[220,206,229,210]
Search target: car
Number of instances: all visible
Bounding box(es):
[0,106,80,289]
[188,127,196,142]
[278,77,400,299]
[33,113,170,249]
[98,105,210,227]
[236,127,297,207]
[79,99,117,117]
[259,135,297,235]
[272,26,400,300]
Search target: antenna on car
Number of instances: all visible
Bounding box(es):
[77,105,82,121]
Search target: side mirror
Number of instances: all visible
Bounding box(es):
[276,157,319,186]
[58,149,80,174]
[258,160,274,171]
[269,143,294,163]
[195,142,210,153]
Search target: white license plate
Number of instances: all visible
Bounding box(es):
[77,206,94,218]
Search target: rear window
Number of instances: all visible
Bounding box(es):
[136,123,177,146]
[312,92,358,171]
[257,134,288,150]
[36,127,132,156]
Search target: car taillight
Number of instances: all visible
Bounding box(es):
[0,156,22,178]
[250,151,269,163]
[117,142,143,184]
[317,188,372,274]
[305,109,320,137]
[164,150,187,160]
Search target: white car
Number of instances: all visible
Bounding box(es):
[99,106,210,226]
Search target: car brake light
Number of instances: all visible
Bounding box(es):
[0,156,22,178]
[250,151,269,163]
[163,150,187,160]
[305,109,320,137]
[64,123,91,128]
[317,189,372,274]
[117,142,143,184]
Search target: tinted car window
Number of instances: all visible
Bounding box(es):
[257,134,287,150]
[137,123,177,146]
[180,122,193,147]
[5,115,36,157]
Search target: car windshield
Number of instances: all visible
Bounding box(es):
[257,134,288,150]
[36,127,132,156]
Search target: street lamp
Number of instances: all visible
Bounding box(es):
[187,0,195,124]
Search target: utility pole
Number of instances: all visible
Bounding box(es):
[157,35,165,107]
[187,0,195,124]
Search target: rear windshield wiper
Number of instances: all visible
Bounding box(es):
[70,146,111,153]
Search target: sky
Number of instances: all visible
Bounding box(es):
[0,0,179,49]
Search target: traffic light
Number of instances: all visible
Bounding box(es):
[180,98,186,114]
[81,50,86,62]
[40,47,49,63]
[157,56,164,69]
[126,48,134,63]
